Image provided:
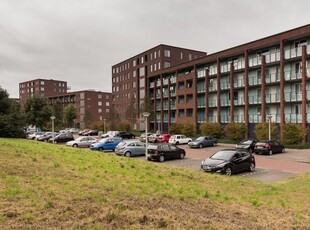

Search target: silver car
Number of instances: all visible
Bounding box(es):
[115,141,146,157]
[65,136,97,148]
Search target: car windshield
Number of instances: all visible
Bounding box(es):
[256,142,267,146]
[99,138,108,143]
[147,145,158,150]
[210,151,235,161]
[118,142,126,147]
[240,140,252,144]
[196,137,204,141]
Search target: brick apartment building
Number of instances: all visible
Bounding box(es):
[112,44,207,130]
[112,24,310,142]
[19,79,111,128]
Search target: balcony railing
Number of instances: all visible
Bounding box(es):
[248,56,262,67]
[249,96,261,104]
[265,93,280,103]
[209,67,217,75]
[284,47,302,59]
[234,97,245,105]
[284,71,302,81]
[264,51,280,63]
[234,78,244,88]
[220,81,230,90]
[150,82,155,88]
[208,116,216,122]
[249,77,262,86]
[197,101,205,108]
[220,115,230,123]
[209,85,217,92]
[208,99,217,107]
[284,92,302,102]
[265,73,280,83]
[234,115,245,123]
[163,79,169,85]
[220,98,229,106]
[170,77,176,84]
[285,114,302,123]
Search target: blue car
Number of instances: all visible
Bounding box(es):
[90,137,122,151]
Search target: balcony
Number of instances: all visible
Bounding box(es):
[220,81,230,90]
[285,114,302,123]
[249,96,261,104]
[220,98,229,106]
[249,77,262,86]
[266,93,280,103]
[264,51,280,63]
[170,77,176,84]
[284,92,302,102]
[248,56,262,67]
[208,116,216,122]
[284,47,302,59]
[220,115,230,123]
[265,73,280,83]
[209,68,217,76]
[197,101,205,108]
[234,78,244,88]
[150,82,155,88]
[163,79,169,85]
[234,97,245,105]
[284,71,302,81]
[234,115,245,123]
[208,99,217,107]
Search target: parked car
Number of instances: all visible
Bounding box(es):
[169,135,192,145]
[146,143,186,162]
[201,149,256,176]
[254,140,285,155]
[83,130,99,136]
[36,132,58,142]
[90,137,122,151]
[149,133,171,143]
[27,131,45,140]
[101,131,119,138]
[139,133,154,142]
[48,132,74,144]
[117,131,136,139]
[65,136,97,148]
[188,136,218,148]
[236,139,257,153]
[115,141,145,157]
[78,129,90,136]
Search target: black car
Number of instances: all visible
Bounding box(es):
[201,149,255,176]
[37,132,58,142]
[147,143,186,162]
[254,140,285,155]
[48,132,74,144]
[235,139,257,153]
[83,130,99,136]
[188,136,218,148]
[117,131,135,139]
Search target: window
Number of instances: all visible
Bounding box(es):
[80,93,84,99]
[98,94,102,99]
[106,102,110,106]
[187,109,193,117]
[154,63,157,71]
[140,78,145,87]
[133,60,136,67]
[133,70,137,77]
[179,109,185,117]
[154,51,157,59]
[164,49,171,57]
[141,56,144,64]
[140,67,145,76]
[164,62,171,68]
[180,52,183,59]
[189,53,192,61]
[41,81,45,85]
[106,95,109,99]
[98,108,102,113]
[178,95,184,103]
[178,82,184,90]
[98,101,102,106]
[158,62,161,70]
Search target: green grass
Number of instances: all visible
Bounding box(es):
[0,138,309,229]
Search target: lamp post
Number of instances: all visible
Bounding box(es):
[266,114,272,141]
[143,112,150,159]
[103,118,106,134]
[50,116,55,144]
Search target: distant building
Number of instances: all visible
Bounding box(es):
[112,25,310,143]
[48,90,111,128]
[19,79,111,128]
[19,79,68,105]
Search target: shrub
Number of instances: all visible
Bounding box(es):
[224,123,247,142]
[199,122,222,138]
[169,123,195,136]
[254,123,278,140]
[282,123,308,145]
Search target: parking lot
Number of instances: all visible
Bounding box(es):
[132,143,310,183]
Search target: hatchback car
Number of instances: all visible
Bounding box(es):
[65,136,97,148]
[48,132,74,144]
[188,136,218,148]
[115,141,145,157]
[90,137,122,151]
[201,149,255,176]
[236,139,257,153]
[117,131,136,139]
[254,140,285,155]
[169,135,192,145]
[139,133,154,142]
[36,132,58,142]
[146,143,186,162]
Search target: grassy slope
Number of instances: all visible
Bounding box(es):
[0,138,309,229]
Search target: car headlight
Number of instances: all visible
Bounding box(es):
[216,163,227,168]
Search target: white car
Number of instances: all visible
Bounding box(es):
[101,131,119,138]
[65,136,97,148]
[169,135,192,145]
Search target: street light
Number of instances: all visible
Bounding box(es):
[266,114,272,141]
[103,118,106,134]
[143,112,150,159]
[50,116,55,144]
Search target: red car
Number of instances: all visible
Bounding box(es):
[160,134,170,143]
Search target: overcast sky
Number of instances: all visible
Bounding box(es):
[1,0,310,98]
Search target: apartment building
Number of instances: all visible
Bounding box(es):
[113,24,310,142]
[19,79,111,128]
[19,79,68,105]
[112,44,207,130]
[48,90,111,128]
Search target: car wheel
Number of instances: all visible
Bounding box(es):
[125,151,131,157]
[98,147,104,151]
[199,144,203,148]
[175,141,179,145]
[249,162,255,172]
[179,152,185,159]
[269,149,273,155]
[54,140,57,144]
[281,148,285,153]
[73,144,78,148]
[213,142,217,146]
[224,167,232,176]
[44,139,48,142]
[159,155,165,162]
[147,157,151,161]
